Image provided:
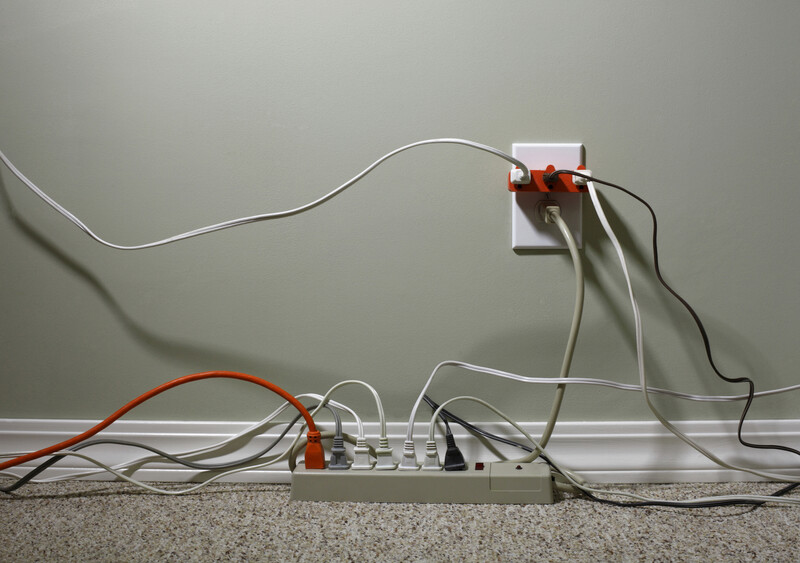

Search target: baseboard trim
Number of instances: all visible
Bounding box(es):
[2,418,799,484]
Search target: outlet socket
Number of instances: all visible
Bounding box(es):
[511,143,585,250]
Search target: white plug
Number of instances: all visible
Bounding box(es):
[398,440,419,470]
[373,437,397,470]
[509,167,527,184]
[351,437,375,470]
[421,440,442,471]
[573,169,592,185]
[536,200,562,224]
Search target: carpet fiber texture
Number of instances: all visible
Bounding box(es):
[2,481,799,562]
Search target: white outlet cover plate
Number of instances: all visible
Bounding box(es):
[511,143,584,250]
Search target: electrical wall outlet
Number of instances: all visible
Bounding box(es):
[511,143,585,250]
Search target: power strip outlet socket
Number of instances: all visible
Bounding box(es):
[511,143,585,250]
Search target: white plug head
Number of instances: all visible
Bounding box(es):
[374,447,397,470]
[374,437,397,470]
[351,444,375,470]
[573,169,592,186]
[509,168,526,184]
[398,440,420,470]
[421,440,442,471]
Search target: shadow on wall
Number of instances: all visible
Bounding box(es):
[0,174,336,395]
[498,189,774,421]
[0,172,775,423]
[579,190,774,398]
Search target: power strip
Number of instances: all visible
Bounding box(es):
[290,461,554,504]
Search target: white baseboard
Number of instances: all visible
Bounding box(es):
[2,418,799,484]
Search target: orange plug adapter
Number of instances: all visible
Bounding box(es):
[508,165,587,193]
[304,430,326,469]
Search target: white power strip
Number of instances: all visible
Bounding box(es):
[290,461,554,504]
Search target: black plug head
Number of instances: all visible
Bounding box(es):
[444,433,466,471]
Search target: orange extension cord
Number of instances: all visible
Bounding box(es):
[0,371,325,471]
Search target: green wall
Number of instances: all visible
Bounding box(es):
[1,1,798,424]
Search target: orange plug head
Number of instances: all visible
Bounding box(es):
[303,430,325,469]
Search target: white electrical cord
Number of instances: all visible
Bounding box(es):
[403,360,800,448]
[401,207,585,467]
[0,380,385,491]
[429,395,800,506]
[0,381,382,494]
[10,429,358,495]
[5,365,798,483]
[0,392,361,484]
[0,139,530,250]
[586,180,800,482]
[303,380,387,441]
[29,430,308,495]
[99,380,384,493]
[415,361,800,402]
[535,205,584,454]
[4,135,798,490]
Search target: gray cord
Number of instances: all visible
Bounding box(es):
[2,403,343,493]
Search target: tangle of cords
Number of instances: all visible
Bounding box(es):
[545,168,800,462]
[423,394,800,508]
[0,371,325,474]
[428,395,800,507]
[0,403,342,494]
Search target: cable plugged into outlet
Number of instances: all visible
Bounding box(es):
[6,134,800,510]
[351,438,374,470]
[422,440,442,471]
[374,438,398,470]
[399,440,419,470]
[536,200,562,224]
[510,143,585,250]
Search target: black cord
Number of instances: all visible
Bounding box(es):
[1,401,352,493]
[423,395,466,470]
[0,410,312,494]
[424,394,455,437]
[424,394,534,453]
[546,169,800,461]
[424,394,800,508]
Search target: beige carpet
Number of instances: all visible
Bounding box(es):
[2,480,799,562]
